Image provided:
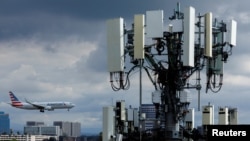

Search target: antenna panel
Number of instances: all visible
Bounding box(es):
[134,14,145,59]
[133,108,139,127]
[146,10,164,38]
[205,12,213,57]
[183,6,195,67]
[102,106,115,141]
[202,105,214,125]
[214,32,224,75]
[227,20,237,47]
[152,90,161,104]
[106,18,124,72]
[218,107,229,125]
[169,19,183,32]
[214,54,224,75]
[185,108,195,129]
[180,90,191,103]
[127,108,134,121]
[229,108,238,124]
[120,101,126,121]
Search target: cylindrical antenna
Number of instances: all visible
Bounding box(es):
[177,2,180,13]
[177,2,181,18]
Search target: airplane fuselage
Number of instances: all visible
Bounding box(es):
[9,91,75,112]
[13,102,75,110]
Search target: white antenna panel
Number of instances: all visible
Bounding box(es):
[106,18,124,72]
[180,90,191,103]
[185,108,194,122]
[134,14,145,59]
[204,12,213,57]
[120,101,126,121]
[146,10,164,38]
[102,106,115,141]
[227,20,237,47]
[218,107,229,125]
[183,6,195,67]
[169,19,183,32]
[152,90,161,104]
[202,105,214,125]
[185,108,195,129]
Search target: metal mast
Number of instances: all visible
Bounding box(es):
[106,2,237,141]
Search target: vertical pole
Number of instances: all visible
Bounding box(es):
[198,13,202,111]
[139,59,142,141]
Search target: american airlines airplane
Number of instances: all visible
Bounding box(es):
[8,91,75,112]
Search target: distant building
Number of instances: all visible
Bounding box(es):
[54,121,81,137]
[23,121,81,138]
[26,121,45,126]
[24,126,61,136]
[0,134,58,141]
[25,121,61,136]
[0,111,10,134]
[71,122,81,137]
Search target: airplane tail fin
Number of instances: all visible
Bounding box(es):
[9,91,23,106]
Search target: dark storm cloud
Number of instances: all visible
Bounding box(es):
[0,0,175,20]
[0,0,199,41]
[0,0,243,21]
[0,0,104,41]
[0,0,243,42]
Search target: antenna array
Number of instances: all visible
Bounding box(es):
[106,3,237,141]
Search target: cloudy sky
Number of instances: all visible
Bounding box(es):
[0,0,249,134]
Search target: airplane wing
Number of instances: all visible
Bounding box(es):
[25,98,45,109]
[4,102,13,106]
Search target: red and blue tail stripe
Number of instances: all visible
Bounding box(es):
[9,91,23,107]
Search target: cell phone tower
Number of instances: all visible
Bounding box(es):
[106,2,237,141]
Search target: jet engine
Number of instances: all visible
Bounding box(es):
[44,106,54,111]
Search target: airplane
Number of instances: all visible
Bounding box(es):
[8,91,75,112]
